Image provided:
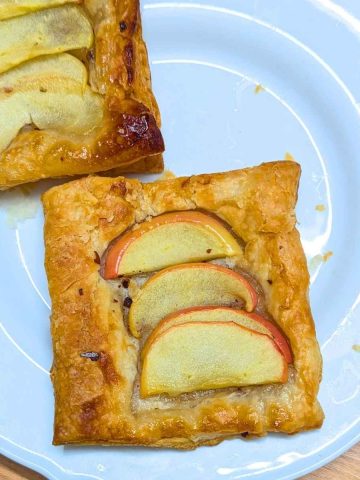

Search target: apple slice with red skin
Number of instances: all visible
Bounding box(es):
[140,321,288,397]
[128,263,257,338]
[101,210,242,278]
[142,306,292,363]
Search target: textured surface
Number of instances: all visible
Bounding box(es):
[42,161,323,447]
[0,0,164,189]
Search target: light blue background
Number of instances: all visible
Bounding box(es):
[0,1,359,479]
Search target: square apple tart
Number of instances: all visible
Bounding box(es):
[0,0,164,190]
[43,161,324,447]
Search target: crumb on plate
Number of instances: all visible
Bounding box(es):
[157,170,176,181]
[254,84,265,94]
[322,251,333,262]
[284,152,295,162]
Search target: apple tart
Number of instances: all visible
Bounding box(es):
[0,0,164,190]
[43,161,324,447]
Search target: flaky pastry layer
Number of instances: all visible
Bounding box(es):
[0,0,164,189]
[43,161,324,448]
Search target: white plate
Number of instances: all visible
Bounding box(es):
[1,1,360,479]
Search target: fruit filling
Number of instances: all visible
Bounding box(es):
[101,210,293,398]
[0,2,103,152]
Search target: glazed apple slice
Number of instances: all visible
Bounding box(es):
[102,211,242,278]
[0,54,103,152]
[0,5,93,74]
[128,263,257,337]
[140,321,288,397]
[142,306,293,363]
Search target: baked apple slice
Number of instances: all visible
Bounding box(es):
[143,306,292,363]
[0,0,79,20]
[128,263,257,337]
[0,54,103,152]
[140,321,288,397]
[0,53,88,92]
[102,211,242,278]
[0,5,93,73]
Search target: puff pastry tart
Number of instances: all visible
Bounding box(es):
[0,0,164,190]
[43,161,324,448]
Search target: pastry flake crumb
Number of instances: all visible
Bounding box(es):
[352,344,360,353]
[308,251,333,272]
[254,84,265,94]
[157,170,176,181]
[322,251,333,262]
[284,152,295,162]
[315,204,326,212]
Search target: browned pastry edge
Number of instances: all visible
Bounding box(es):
[42,161,324,448]
[0,0,164,190]
[108,153,164,174]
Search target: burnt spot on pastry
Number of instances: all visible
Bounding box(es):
[79,396,103,435]
[123,296,133,308]
[119,21,127,32]
[94,98,164,157]
[3,86,13,94]
[80,351,100,361]
[110,180,127,196]
[241,432,249,438]
[86,49,95,62]
[78,288,84,296]
[119,113,149,141]
[206,248,212,254]
[122,278,130,288]
[99,352,119,384]
[123,43,134,85]
[181,178,191,188]
[116,0,138,37]
[267,279,273,285]
[94,251,101,264]
[113,298,119,303]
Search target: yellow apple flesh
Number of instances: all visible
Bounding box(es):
[0,5,93,74]
[128,263,257,337]
[0,54,103,152]
[140,321,288,397]
[142,306,293,363]
[102,210,242,278]
[0,0,79,20]
[0,54,88,93]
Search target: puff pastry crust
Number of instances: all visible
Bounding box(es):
[0,0,164,190]
[43,161,324,448]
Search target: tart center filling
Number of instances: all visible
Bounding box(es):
[101,210,293,398]
[0,2,104,152]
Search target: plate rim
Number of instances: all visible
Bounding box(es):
[1,429,360,480]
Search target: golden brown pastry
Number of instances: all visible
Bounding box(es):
[0,0,164,190]
[43,161,324,448]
